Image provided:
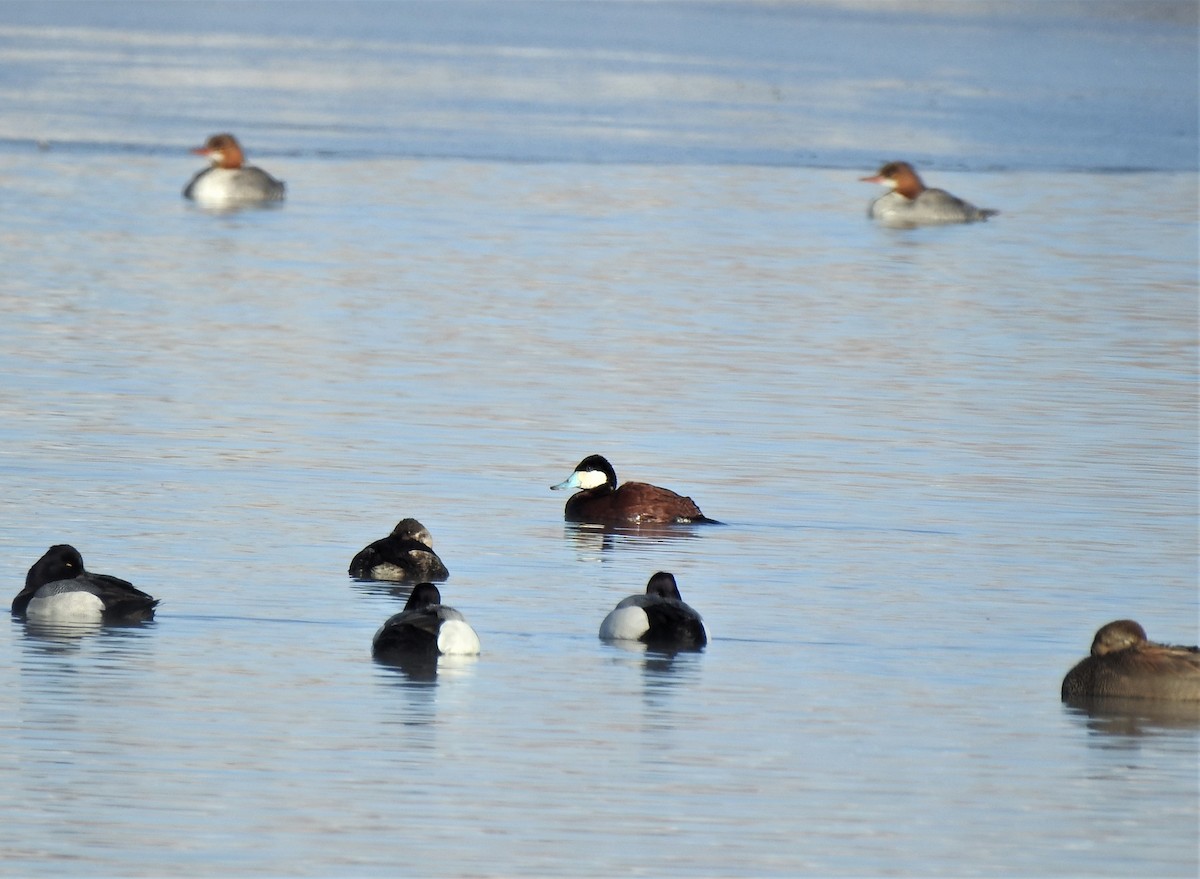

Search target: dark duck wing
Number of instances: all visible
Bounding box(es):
[349,537,448,581]
[372,608,443,656]
[372,583,451,658]
[641,597,708,649]
[85,573,159,621]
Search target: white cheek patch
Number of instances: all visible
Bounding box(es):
[599,606,650,641]
[26,590,105,621]
[572,468,609,490]
[437,619,481,655]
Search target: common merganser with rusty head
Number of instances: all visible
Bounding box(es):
[13,544,159,622]
[861,161,996,226]
[183,133,285,206]
[1061,619,1200,701]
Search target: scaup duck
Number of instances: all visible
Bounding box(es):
[551,455,719,525]
[599,571,707,650]
[861,161,996,226]
[13,544,158,622]
[372,583,480,659]
[1061,619,1200,701]
[349,518,449,582]
[184,133,285,206]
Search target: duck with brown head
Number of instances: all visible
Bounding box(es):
[184,133,285,206]
[861,161,996,227]
[1061,620,1200,701]
[550,455,720,525]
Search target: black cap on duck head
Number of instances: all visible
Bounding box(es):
[645,571,682,600]
[575,455,616,479]
[551,454,618,491]
[26,544,85,590]
[405,582,442,610]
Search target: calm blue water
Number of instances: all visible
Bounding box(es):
[0,2,1196,876]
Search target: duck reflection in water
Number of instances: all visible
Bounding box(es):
[606,635,705,684]
[563,520,706,560]
[378,653,483,686]
[19,617,105,653]
[1063,697,1200,736]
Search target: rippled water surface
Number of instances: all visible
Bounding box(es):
[0,2,1196,876]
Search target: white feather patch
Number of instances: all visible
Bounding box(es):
[437,619,481,655]
[26,590,105,621]
[188,168,241,206]
[599,605,650,641]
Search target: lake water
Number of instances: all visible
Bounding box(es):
[0,2,1196,876]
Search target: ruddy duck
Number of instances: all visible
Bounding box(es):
[1061,620,1200,701]
[349,518,449,582]
[600,571,707,650]
[372,583,480,659]
[550,455,719,525]
[861,161,996,226]
[13,544,158,622]
[184,133,285,206]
